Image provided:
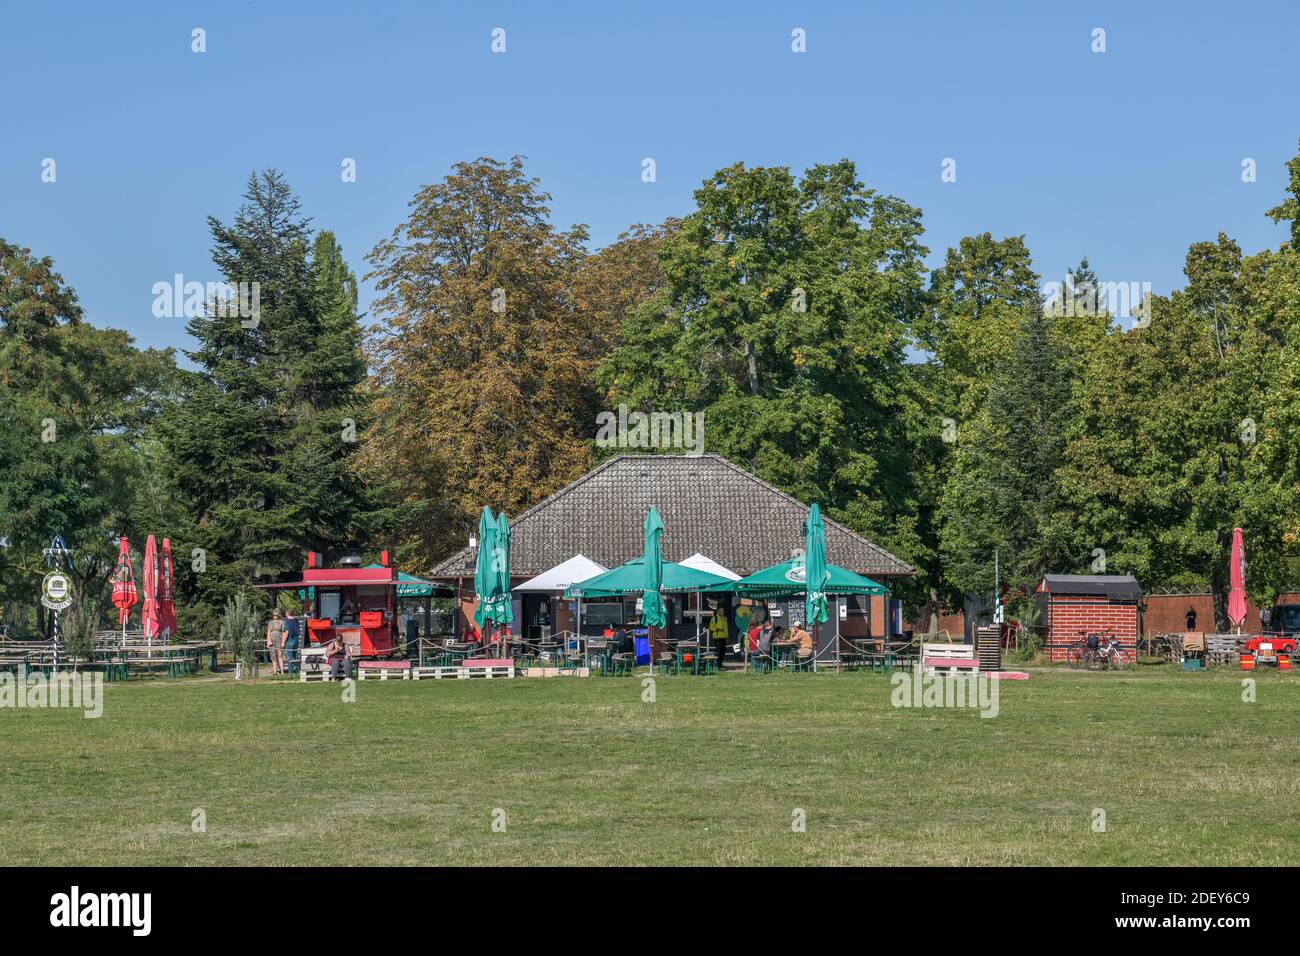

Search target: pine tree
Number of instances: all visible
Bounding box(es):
[938,307,1074,598]
[162,171,391,631]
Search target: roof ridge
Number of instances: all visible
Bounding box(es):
[697,455,916,574]
[428,454,642,576]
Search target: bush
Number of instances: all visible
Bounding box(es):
[218,591,262,675]
[61,603,98,672]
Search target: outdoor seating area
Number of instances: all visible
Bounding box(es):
[0,632,218,680]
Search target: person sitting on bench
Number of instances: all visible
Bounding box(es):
[788,621,814,661]
[325,633,349,680]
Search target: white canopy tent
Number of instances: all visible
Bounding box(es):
[513,554,608,592]
[678,552,741,581]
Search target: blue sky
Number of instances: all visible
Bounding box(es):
[1,0,1296,355]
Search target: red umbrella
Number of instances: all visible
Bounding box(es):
[141,534,161,643]
[160,538,176,640]
[111,537,138,635]
[1228,527,1247,630]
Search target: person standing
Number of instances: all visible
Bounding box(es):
[708,607,730,668]
[266,609,285,675]
[1185,607,1198,632]
[283,609,301,675]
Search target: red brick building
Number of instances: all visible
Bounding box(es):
[1038,574,1142,662]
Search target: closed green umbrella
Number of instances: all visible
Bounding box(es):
[494,511,513,628]
[472,507,497,632]
[804,503,830,627]
[641,507,667,629]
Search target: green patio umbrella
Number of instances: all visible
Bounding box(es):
[804,503,830,627]
[717,559,887,598]
[472,507,497,632]
[494,511,514,628]
[563,558,732,598]
[641,507,667,629]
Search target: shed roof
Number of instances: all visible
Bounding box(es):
[1039,574,1142,600]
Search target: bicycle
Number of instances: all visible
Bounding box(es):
[1066,630,1130,670]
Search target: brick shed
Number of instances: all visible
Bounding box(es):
[1037,574,1142,662]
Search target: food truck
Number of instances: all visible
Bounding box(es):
[260,552,400,659]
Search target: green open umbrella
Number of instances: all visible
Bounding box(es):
[804,503,830,626]
[716,559,887,598]
[494,511,513,628]
[641,507,667,629]
[563,558,731,597]
[472,507,497,631]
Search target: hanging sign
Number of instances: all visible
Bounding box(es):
[41,571,74,611]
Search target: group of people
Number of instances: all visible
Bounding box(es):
[744,615,813,664]
[264,608,302,675]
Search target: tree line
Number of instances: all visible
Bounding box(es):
[3,148,1298,639]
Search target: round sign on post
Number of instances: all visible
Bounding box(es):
[41,571,74,611]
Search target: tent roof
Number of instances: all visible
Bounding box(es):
[678,552,741,581]
[364,565,449,597]
[718,558,888,598]
[513,554,608,592]
[563,558,733,597]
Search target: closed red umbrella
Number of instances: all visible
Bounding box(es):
[111,537,138,639]
[141,534,160,644]
[1228,527,1247,631]
[160,538,176,640]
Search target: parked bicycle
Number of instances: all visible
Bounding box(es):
[1066,630,1131,670]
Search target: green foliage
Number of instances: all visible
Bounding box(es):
[0,238,176,628]
[938,308,1075,596]
[218,590,261,670]
[599,158,932,606]
[161,171,395,633]
[60,602,98,670]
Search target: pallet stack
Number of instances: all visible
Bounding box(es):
[976,626,1001,672]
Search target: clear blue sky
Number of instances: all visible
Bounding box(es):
[2,0,1296,354]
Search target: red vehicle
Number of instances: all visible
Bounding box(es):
[259,552,399,659]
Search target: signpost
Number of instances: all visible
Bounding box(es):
[41,536,74,670]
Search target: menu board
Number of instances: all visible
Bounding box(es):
[767,598,805,626]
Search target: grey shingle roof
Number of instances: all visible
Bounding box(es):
[1040,574,1142,600]
[430,454,915,579]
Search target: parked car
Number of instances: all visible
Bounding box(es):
[1269,604,1300,636]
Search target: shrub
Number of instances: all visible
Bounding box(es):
[218,591,262,675]
[60,603,98,672]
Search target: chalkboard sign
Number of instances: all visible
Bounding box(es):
[768,598,805,625]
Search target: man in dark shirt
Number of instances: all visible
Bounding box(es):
[1185,607,1197,631]
[283,610,302,675]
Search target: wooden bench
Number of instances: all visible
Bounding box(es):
[462,657,514,679]
[357,660,411,680]
[299,648,332,682]
[411,666,465,680]
[921,642,979,675]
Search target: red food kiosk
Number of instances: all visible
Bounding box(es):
[260,551,399,658]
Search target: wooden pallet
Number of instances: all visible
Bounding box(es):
[411,666,464,680]
[975,626,1002,671]
[463,665,514,679]
[358,662,411,680]
[1205,633,1242,666]
[921,642,979,675]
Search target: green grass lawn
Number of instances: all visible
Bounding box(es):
[2,664,1297,865]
